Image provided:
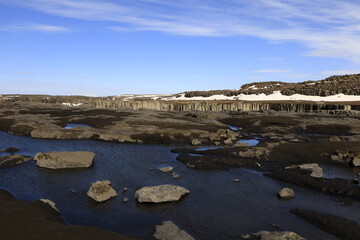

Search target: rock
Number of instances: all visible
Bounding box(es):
[329,136,341,142]
[135,185,189,203]
[298,163,323,178]
[172,173,180,178]
[87,180,118,202]
[123,198,129,203]
[123,187,128,192]
[159,166,174,173]
[191,138,201,146]
[286,163,323,178]
[186,162,196,168]
[253,231,306,240]
[0,154,32,168]
[34,151,95,169]
[233,179,240,183]
[224,138,233,145]
[154,221,195,240]
[278,188,295,199]
[353,156,360,167]
[0,147,21,153]
[39,199,59,212]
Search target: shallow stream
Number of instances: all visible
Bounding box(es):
[0,132,359,240]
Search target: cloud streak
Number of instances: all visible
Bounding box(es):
[2,0,360,63]
[0,23,69,32]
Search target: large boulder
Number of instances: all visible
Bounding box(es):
[252,231,306,240]
[0,154,32,168]
[135,185,189,203]
[87,180,118,202]
[34,151,95,169]
[154,221,195,240]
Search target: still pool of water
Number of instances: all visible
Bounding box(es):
[0,131,359,240]
[64,123,92,129]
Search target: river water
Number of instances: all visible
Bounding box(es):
[0,131,359,240]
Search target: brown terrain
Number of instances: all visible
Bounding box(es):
[1,74,360,240]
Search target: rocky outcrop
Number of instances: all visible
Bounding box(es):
[292,209,360,240]
[0,147,20,153]
[245,231,306,240]
[135,185,189,203]
[278,188,295,199]
[87,180,118,202]
[0,154,32,168]
[330,150,360,166]
[154,221,195,240]
[34,151,95,169]
[0,189,141,240]
[285,163,323,178]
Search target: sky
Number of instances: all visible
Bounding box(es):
[1,0,360,96]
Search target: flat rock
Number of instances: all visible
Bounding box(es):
[87,180,118,202]
[159,166,174,173]
[135,184,189,203]
[0,147,21,153]
[253,231,306,240]
[154,221,195,240]
[286,163,323,178]
[0,154,32,168]
[299,163,323,178]
[278,188,295,199]
[34,151,95,169]
[39,199,59,212]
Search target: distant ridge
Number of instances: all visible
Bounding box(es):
[183,74,360,98]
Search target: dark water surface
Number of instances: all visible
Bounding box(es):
[0,132,359,240]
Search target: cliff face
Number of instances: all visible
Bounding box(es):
[1,95,359,114]
[90,99,358,114]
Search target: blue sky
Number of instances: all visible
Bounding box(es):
[1,0,360,96]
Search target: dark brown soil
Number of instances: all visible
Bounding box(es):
[0,119,14,132]
[0,189,145,240]
[292,209,360,240]
[268,142,360,165]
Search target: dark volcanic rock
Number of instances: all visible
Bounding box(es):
[266,170,360,200]
[0,147,20,153]
[0,154,32,168]
[292,209,360,240]
[0,189,142,240]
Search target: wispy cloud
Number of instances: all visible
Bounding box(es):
[0,23,69,32]
[2,0,360,62]
[253,69,290,73]
[321,70,360,75]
